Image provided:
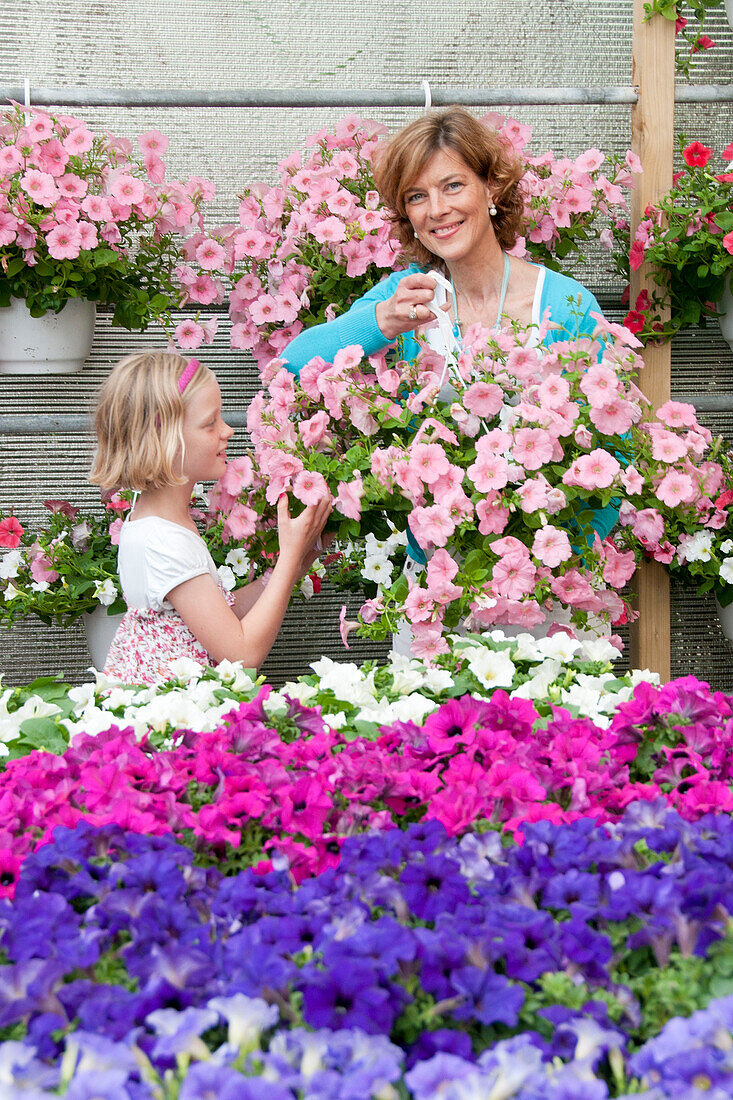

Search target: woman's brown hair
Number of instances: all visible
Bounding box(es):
[372,106,526,267]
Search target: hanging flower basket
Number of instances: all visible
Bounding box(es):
[0,296,96,374]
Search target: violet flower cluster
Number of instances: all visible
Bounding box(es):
[2,807,733,1096]
[0,674,732,894]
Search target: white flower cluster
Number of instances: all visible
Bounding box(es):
[360,529,408,587]
[0,633,660,753]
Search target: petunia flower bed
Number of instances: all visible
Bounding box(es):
[0,635,732,889]
[5,809,733,1096]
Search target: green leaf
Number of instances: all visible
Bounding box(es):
[17,718,68,755]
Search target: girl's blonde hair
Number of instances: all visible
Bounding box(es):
[372,105,526,268]
[89,350,214,491]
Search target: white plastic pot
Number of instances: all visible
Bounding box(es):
[0,296,95,374]
[82,606,124,670]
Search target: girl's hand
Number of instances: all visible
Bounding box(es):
[375,273,443,341]
[276,494,333,578]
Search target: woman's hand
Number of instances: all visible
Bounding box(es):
[276,494,333,579]
[375,273,444,341]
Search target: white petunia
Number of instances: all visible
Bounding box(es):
[214,660,257,692]
[224,548,251,576]
[279,681,319,704]
[167,657,205,682]
[535,634,584,663]
[262,691,289,716]
[0,551,23,580]
[465,648,517,689]
[678,530,714,563]
[511,659,562,700]
[721,539,733,554]
[578,636,621,664]
[361,555,394,585]
[93,579,118,606]
[3,583,20,602]
[30,580,50,592]
[216,564,236,591]
[720,557,733,585]
[207,993,278,1051]
[299,575,315,598]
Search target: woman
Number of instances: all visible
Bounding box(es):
[282,105,604,383]
[281,106,619,641]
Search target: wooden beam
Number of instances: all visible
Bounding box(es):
[627,0,675,681]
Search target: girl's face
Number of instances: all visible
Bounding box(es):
[403,147,496,267]
[180,376,233,484]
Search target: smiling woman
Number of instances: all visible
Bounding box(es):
[278,108,622,648]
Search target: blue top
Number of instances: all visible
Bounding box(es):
[280,263,619,550]
[281,263,603,374]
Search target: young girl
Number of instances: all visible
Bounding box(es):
[90,350,331,685]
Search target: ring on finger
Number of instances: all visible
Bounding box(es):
[408,307,418,320]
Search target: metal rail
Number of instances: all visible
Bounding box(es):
[3,84,733,108]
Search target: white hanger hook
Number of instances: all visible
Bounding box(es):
[24,78,30,111]
[421,79,432,111]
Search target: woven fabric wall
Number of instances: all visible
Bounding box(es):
[1,0,733,686]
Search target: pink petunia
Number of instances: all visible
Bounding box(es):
[467,452,509,492]
[475,494,510,536]
[292,470,330,506]
[656,400,698,429]
[222,503,258,541]
[109,174,145,204]
[532,526,572,568]
[655,470,697,507]
[621,465,644,495]
[299,410,331,448]
[463,381,504,417]
[562,449,620,491]
[409,443,451,485]
[30,552,59,585]
[511,427,555,471]
[590,399,636,435]
[63,126,94,154]
[335,476,364,520]
[219,456,254,496]
[409,504,455,548]
[138,128,169,156]
[492,550,537,600]
[175,319,204,349]
[20,168,58,206]
[579,363,619,406]
[45,223,82,260]
[0,517,24,549]
[403,585,435,623]
[195,238,227,271]
[650,428,688,463]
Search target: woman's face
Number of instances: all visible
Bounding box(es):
[403,148,496,267]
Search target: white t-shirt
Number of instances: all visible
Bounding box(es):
[117,516,219,611]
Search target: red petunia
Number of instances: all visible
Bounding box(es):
[629,239,647,271]
[0,516,24,549]
[623,310,646,335]
[43,499,79,519]
[723,143,733,162]
[691,34,714,52]
[683,141,712,168]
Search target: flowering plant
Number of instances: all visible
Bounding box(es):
[644,0,721,78]
[3,808,733,1096]
[0,487,242,627]
[613,415,733,606]
[210,314,649,657]
[206,114,638,364]
[0,102,218,330]
[615,135,733,341]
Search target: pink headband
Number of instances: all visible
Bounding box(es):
[178,358,200,394]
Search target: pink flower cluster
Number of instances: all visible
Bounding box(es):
[0,674,730,895]
[0,105,211,268]
[209,115,401,367]
[613,399,733,591]
[213,316,649,653]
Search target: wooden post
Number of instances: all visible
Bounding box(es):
[627,0,675,681]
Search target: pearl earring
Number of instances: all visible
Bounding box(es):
[414,230,418,238]
[489,203,497,217]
